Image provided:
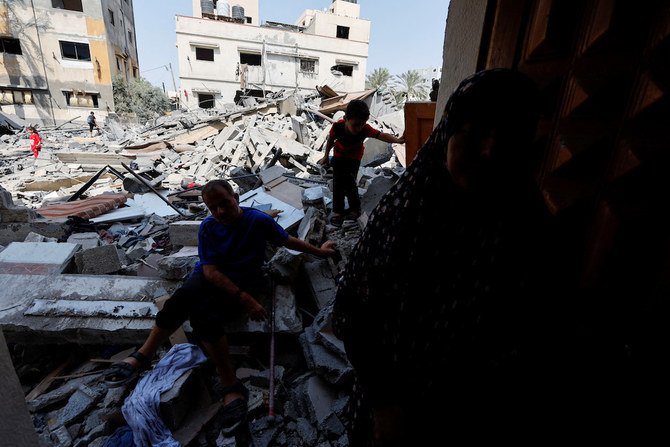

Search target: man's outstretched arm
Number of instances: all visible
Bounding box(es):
[283,236,337,258]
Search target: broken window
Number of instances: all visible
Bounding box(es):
[246,16,252,24]
[331,64,353,77]
[63,91,99,108]
[60,41,91,61]
[0,37,22,55]
[195,47,214,61]
[0,89,33,105]
[336,25,350,39]
[108,9,115,26]
[300,59,316,74]
[240,52,261,66]
[51,0,83,12]
[198,93,215,109]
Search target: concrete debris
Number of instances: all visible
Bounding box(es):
[0,89,406,446]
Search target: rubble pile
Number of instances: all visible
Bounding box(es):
[0,91,405,446]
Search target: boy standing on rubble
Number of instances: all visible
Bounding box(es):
[318,100,405,226]
[104,179,337,430]
[87,111,100,136]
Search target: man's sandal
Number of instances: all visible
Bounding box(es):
[219,381,249,432]
[103,351,151,388]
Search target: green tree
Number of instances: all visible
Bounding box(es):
[113,76,171,122]
[392,70,428,105]
[366,67,391,90]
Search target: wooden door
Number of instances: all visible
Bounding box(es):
[479,0,670,369]
[403,101,437,167]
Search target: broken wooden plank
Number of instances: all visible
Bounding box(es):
[288,156,308,173]
[25,353,75,401]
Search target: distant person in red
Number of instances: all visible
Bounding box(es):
[27,126,42,158]
[318,100,405,226]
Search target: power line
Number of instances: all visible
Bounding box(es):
[140,64,169,74]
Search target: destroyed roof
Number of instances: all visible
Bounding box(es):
[318,88,377,115]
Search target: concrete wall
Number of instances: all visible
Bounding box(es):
[0,330,39,447]
[329,0,361,18]
[434,0,488,127]
[176,15,369,106]
[0,0,139,125]
[310,10,370,42]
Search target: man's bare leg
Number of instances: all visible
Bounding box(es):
[202,335,243,406]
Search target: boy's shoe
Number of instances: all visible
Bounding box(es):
[346,210,361,220]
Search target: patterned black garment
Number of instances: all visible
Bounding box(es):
[333,69,564,444]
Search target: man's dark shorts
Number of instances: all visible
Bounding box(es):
[156,271,268,343]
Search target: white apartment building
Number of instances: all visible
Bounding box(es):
[0,0,139,125]
[177,0,370,108]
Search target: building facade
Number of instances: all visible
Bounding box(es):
[0,0,139,125]
[177,0,370,108]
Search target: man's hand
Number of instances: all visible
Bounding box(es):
[396,134,406,144]
[239,293,268,321]
[319,240,337,258]
[318,155,330,166]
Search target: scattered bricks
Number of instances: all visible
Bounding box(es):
[67,232,101,250]
[268,247,303,282]
[101,385,127,409]
[249,415,283,447]
[300,326,353,386]
[297,207,326,248]
[303,259,337,310]
[24,231,58,242]
[320,412,346,440]
[157,253,198,280]
[74,244,122,274]
[302,186,326,207]
[296,417,318,446]
[50,425,73,447]
[168,220,201,246]
[57,383,105,427]
[305,375,338,424]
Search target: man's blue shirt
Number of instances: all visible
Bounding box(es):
[193,207,289,290]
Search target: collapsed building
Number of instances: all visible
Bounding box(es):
[0,87,405,446]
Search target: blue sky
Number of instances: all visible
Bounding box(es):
[134,0,450,90]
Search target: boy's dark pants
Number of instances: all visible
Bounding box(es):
[332,156,361,215]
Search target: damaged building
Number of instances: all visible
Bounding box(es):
[0,0,140,126]
[176,0,370,107]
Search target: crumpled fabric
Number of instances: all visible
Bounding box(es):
[122,343,207,447]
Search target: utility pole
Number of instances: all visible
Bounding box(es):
[167,63,180,108]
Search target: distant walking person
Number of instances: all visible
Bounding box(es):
[27,126,41,158]
[87,112,100,136]
[429,79,440,101]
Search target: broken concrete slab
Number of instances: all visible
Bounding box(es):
[361,137,392,167]
[259,165,288,185]
[169,220,201,246]
[24,231,58,243]
[67,232,101,250]
[300,326,352,386]
[157,250,198,280]
[74,244,122,274]
[0,274,179,344]
[160,368,211,431]
[239,188,304,230]
[24,299,157,319]
[0,221,68,246]
[55,383,105,427]
[303,260,337,310]
[225,283,302,334]
[0,242,79,275]
[361,175,396,216]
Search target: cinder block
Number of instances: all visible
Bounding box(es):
[168,221,201,246]
[75,244,122,274]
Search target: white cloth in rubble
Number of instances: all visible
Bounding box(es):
[122,343,207,447]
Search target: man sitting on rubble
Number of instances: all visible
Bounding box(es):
[104,179,337,428]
